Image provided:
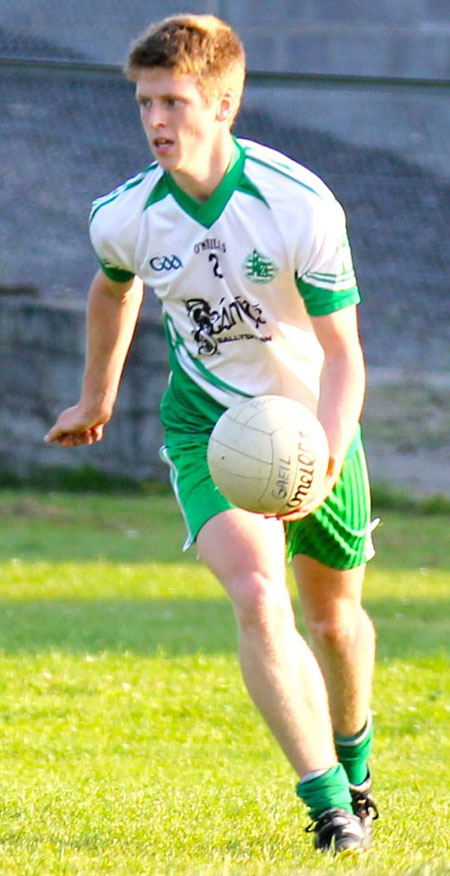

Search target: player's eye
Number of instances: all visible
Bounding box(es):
[166,97,185,108]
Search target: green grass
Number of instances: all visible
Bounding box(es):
[0,490,448,875]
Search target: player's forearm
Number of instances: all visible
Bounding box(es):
[79,272,144,420]
[317,346,365,476]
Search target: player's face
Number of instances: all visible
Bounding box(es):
[135,68,230,184]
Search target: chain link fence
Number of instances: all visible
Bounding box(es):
[2,60,449,371]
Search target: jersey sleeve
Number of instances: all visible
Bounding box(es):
[89,200,136,284]
[295,198,361,316]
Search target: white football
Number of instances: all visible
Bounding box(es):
[207,395,329,516]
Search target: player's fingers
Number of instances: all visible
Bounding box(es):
[277,490,329,520]
[89,424,104,442]
[44,424,64,443]
[54,435,76,447]
[278,508,310,522]
[45,423,84,444]
[57,431,93,447]
[75,430,97,445]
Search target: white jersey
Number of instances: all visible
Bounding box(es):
[89,138,360,411]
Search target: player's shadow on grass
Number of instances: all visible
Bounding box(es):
[0,596,448,657]
[0,598,236,656]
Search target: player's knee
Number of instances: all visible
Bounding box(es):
[230,571,293,635]
[307,606,360,650]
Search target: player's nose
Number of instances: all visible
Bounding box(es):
[146,102,167,128]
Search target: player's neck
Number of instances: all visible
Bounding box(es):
[169,135,234,203]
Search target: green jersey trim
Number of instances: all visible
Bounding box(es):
[164,313,252,401]
[89,163,157,223]
[307,269,355,283]
[297,279,361,316]
[245,152,322,199]
[163,139,246,228]
[236,172,270,207]
[98,258,135,283]
[143,174,171,211]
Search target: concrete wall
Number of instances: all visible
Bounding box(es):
[0,297,169,481]
[1,0,450,79]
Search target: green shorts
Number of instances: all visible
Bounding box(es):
[160,378,374,570]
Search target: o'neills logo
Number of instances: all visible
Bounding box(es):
[194,237,226,254]
[287,431,316,508]
[270,431,316,504]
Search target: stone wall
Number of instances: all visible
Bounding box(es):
[0,297,169,481]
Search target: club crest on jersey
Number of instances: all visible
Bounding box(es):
[243,249,278,284]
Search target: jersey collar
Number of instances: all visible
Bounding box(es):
[164,138,245,229]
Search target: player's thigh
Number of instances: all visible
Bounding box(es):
[292,553,366,631]
[197,508,287,604]
[285,430,374,573]
[162,436,287,594]
[160,436,233,551]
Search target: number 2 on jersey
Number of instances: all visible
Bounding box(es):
[208,253,224,279]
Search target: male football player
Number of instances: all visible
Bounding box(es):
[46,14,378,854]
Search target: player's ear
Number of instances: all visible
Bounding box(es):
[216,90,234,123]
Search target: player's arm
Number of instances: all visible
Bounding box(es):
[280,304,364,520]
[45,269,144,447]
[313,302,365,480]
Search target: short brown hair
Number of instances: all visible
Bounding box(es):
[125,14,246,124]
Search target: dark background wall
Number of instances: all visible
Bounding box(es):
[1,2,449,491]
[2,0,450,78]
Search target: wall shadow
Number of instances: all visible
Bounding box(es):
[0,598,236,657]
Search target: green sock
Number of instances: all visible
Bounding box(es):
[296,763,352,820]
[335,712,374,786]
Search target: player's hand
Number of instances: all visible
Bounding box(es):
[276,456,339,522]
[44,404,107,447]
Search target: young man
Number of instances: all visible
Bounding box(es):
[46,14,378,855]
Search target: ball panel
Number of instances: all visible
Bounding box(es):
[207,395,329,516]
[209,412,273,463]
[235,395,303,432]
[209,467,272,512]
[207,438,273,481]
[225,395,288,429]
[207,433,273,512]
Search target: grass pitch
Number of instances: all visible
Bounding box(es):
[0,490,448,875]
